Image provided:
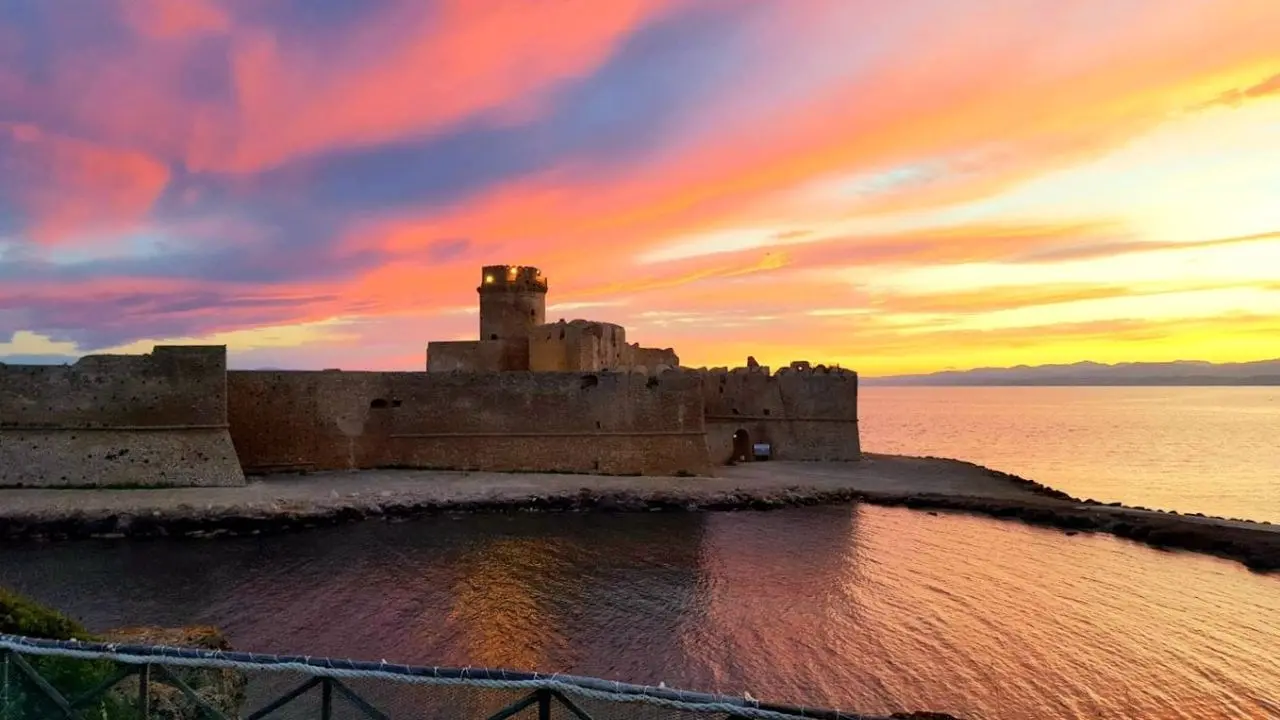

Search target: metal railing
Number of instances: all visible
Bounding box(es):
[0,634,892,720]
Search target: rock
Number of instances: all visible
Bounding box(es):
[101,626,247,719]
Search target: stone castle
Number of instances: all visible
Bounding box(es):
[0,265,860,488]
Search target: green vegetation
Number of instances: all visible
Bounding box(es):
[0,587,138,719]
[0,587,96,640]
[1,589,247,719]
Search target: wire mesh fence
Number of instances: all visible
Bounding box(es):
[0,634,891,720]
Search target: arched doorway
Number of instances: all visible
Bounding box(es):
[731,429,751,463]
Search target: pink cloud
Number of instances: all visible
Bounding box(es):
[119,0,229,40]
[0,124,170,244]
[205,0,684,172]
[2,1,685,175]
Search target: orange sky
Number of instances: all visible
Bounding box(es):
[1,0,1278,375]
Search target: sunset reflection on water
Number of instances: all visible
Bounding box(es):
[3,504,1276,718]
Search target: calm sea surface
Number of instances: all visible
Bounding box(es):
[861,386,1280,523]
[2,388,1278,719]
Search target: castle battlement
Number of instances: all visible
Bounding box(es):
[479,264,548,292]
[688,363,857,379]
[2,265,860,486]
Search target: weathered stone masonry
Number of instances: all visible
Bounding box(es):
[698,363,861,464]
[227,369,708,476]
[0,265,860,486]
[0,346,244,487]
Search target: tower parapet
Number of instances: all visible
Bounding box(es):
[477,265,547,342]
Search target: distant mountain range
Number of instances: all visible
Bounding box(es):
[862,359,1280,386]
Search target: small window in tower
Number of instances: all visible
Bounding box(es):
[484,274,495,284]
[507,267,518,281]
[530,309,536,318]
[490,334,498,340]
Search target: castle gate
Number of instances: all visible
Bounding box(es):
[731,428,752,463]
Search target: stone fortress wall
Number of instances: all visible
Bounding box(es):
[695,360,860,464]
[226,369,708,477]
[425,339,528,372]
[529,320,628,372]
[0,346,244,487]
[0,265,860,487]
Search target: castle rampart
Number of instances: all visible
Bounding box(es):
[0,265,859,485]
[0,346,244,487]
[696,363,860,464]
[529,320,628,372]
[227,369,709,476]
[425,339,529,373]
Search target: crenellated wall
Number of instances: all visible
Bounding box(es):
[227,369,709,476]
[1,342,859,484]
[0,346,245,487]
[696,363,860,464]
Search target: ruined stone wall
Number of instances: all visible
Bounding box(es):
[427,339,529,372]
[0,346,245,487]
[227,369,709,476]
[698,364,860,464]
[426,341,482,372]
[627,344,680,372]
[529,320,627,372]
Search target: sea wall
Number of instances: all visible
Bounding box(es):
[698,364,861,463]
[0,346,244,487]
[227,369,709,476]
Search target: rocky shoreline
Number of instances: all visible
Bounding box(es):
[0,455,1275,573]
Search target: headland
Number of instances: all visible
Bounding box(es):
[1,455,1275,574]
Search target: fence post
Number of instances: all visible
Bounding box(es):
[138,664,150,718]
[538,689,552,720]
[321,678,333,720]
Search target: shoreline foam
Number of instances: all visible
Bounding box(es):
[0,454,1275,572]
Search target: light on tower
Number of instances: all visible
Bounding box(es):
[484,274,495,284]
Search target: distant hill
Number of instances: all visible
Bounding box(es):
[862,358,1280,386]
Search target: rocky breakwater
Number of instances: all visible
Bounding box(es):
[0,454,1276,573]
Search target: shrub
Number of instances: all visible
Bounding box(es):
[0,587,138,719]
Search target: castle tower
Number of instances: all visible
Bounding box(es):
[477,265,547,341]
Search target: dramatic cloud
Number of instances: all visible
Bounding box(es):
[0,123,170,243]
[2,0,1279,372]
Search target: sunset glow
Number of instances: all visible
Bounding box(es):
[2,0,1278,375]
